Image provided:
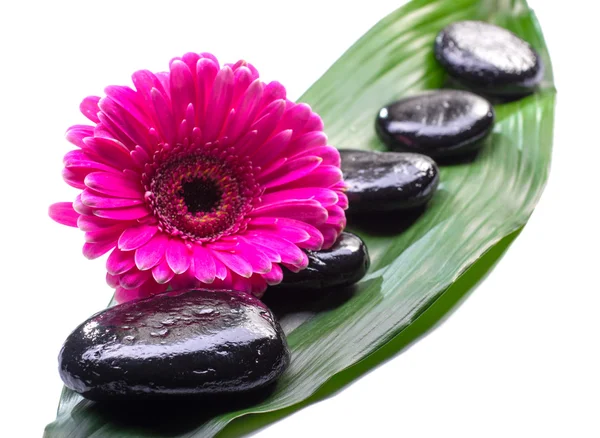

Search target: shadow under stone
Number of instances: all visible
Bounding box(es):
[442,75,537,104]
[434,148,482,166]
[263,283,358,318]
[346,207,426,237]
[70,384,278,437]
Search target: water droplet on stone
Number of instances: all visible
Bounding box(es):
[150,328,169,337]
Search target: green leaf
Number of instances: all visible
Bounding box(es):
[44,0,555,436]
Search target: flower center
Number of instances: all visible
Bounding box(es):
[146,151,260,242]
[180,178,222,213]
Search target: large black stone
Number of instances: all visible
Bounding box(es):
[341,149,439,212]
[277,232,370,290]
[375,90,494,158]
[58,289,289,400]
[434,20,543,97]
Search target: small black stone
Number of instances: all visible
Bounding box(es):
[340,149,439,213]
[375,90,494,158]
[58,289,289,400]
[277,232,370,290]
[434,20,544,97]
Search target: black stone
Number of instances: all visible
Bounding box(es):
[340,149,439,213]
[434,20,543,97]
[375,90,494,158]
[277,232,370,290]
[58,289,289,401]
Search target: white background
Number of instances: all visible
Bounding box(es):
[1,1,599,437]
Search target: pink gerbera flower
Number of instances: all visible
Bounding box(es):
[49,52,347,303]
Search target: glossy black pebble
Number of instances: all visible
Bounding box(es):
[278,232,370,290]
[434,20,543,97]
[58,289,290,400]
[341,149,439,212]
[376,90,494,158]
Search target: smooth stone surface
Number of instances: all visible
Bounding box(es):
[341,149,439,212]
[434,20,543,97]
[375,90,494,158]
[278,232,370,290]
[59,289,289,400]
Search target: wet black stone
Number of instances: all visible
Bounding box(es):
[375,90,494,158]
[434,20,543,97]
[341,149,439,213]
[58,289,289,401]
[277,232,370,290]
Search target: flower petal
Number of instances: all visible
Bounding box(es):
[235,239,272,274]
[170,60,195,127]
[98,96,151,150]
[81,189,145,209]
[277,102,312,137]
[194,58,219,128]
[80,96,101,123]
[77,214,119,232]
[321,226,340,249]
[223,79,264,142]
[248,274,268,296]
[212,255,229,282]
[106,272,120,288]
[120,269,152,290]
[62,168,87,189]
[276,165,343,191]
[93,205,150,221]
[238,234,281,263]
[81,137,136,170]
[152,259,175,284]
[118,224,158,251]
[291,145,341,167]
[135,233,169,270]
[65,125,94,148]
[258,156,323,189]
[192,244,216,284]
[63,150,121,174]
[231,66,253,106]
[243,233,306,266]
[106,248,136,276]
[250,129,292,169]
[203,66,234,142]
[84,172,144,199]
[165,238,191,275]
[151,87,177,146]
[49,202,79,227]
[259,81,287,110]
[288,131,328,155]
[85,224,127,243]
[168,269,200,291]
[250,199,328,225]
[262,263,283,285]
[73,194,94,215]
[115,286,144,303]
[105,85,152,128]
[82,240,116,259]
[245,99,286,150]
[258,187,339,209]
[137,281,169,300]
[212,249,253,279]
